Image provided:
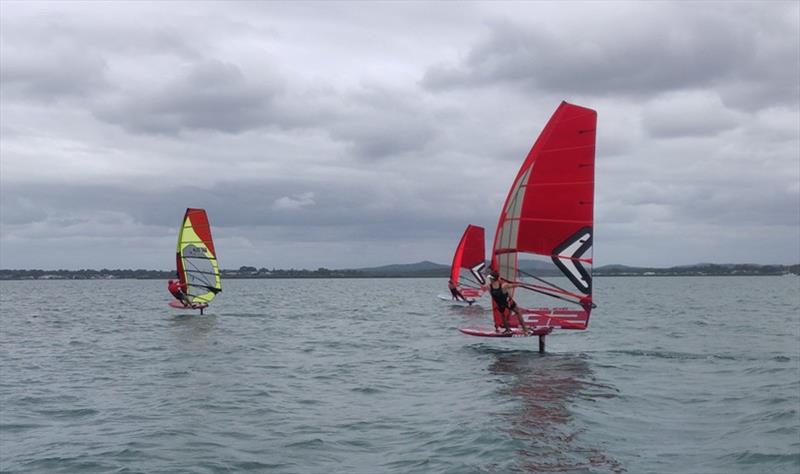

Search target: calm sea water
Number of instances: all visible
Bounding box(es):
[1,276,798,473]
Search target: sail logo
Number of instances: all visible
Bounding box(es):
[470,262,486,285]
[552,227,592,294]
[184,245,208,258]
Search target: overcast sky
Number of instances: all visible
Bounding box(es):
[1,1,798,270]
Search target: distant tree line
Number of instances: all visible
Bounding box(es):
[0,266,376,280]
[0,263,797,281]
[0,268,174,280]
[594,263,799,277]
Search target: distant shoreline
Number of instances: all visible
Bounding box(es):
[1,263,797,281]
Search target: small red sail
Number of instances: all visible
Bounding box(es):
[491,101,597,331]
[450,225,486,297]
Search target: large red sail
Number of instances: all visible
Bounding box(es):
[450,225,486,296]
[491,101,597,330]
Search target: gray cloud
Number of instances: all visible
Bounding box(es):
[641,91,741,138]
[91,60,284,135]
[326,85,439,159]
[422,3,799,111]
[0,41,108,101]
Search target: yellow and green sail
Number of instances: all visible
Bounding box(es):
[176,208,221,304]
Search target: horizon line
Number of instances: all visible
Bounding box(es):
[2,261,798,273]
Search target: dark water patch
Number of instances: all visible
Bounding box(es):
[295,398,320,405]
[220,312,267,318]
[742,365,796,375]
[764,396,796,406]
[12,394,81,405]
[19,456,116,473]
[605,349,738,361]
[211,430,259,441]
[184,440,227,449]
[741,408,798,424]
[97,447,165,463]
[232,460,293,470]
[34,407,98,419]
[0,422,49,432]
[380,458,436,472]
[139,345,167,352]
[284,437,324,448]
[765,425,800,436]
[724,450,800,468]
[162,370,192,378]
[350,386,384,394]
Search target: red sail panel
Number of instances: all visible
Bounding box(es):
[176,208,215,286]
[450,225,486,284]
[494,102,595,258]
[185,208,216,257]
[491,101,596,331]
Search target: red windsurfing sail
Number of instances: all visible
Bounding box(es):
[450,225,486,297]
[491,101,596,331]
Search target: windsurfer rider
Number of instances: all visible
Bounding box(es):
[168,279,193,308]
[448,279,472,304]
[487,270,530,334]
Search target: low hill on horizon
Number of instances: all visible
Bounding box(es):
[354,260,449,277]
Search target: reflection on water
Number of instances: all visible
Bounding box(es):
[448,304,488,316]
[487,350,623,473]
[169,314,217,350]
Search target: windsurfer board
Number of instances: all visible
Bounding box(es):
[168,300,208,310]
[437,294,478,305]
[459,325,552,337]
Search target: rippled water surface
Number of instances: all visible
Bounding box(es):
[1,276,798,473]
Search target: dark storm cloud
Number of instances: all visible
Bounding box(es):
[422,3,799,111]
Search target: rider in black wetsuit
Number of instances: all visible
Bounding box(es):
[487,270,529,334]
[448,279,468,302]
